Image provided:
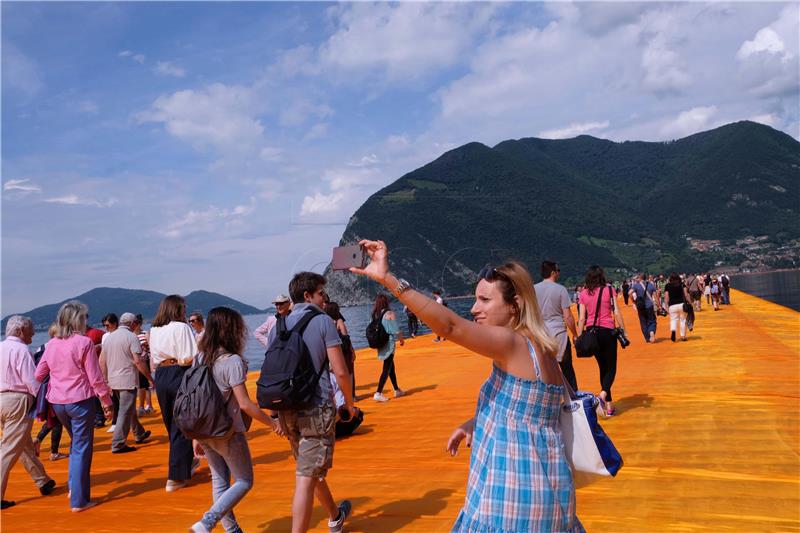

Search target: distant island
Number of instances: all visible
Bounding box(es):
[3,288,267,331]
[326,121,799,305]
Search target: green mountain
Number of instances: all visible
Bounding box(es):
[325,121,800,304]
[4,287,264,331]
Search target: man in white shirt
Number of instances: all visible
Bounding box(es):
[254,294,292,347]
[1,316,55,509]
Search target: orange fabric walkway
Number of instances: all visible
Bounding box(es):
[2,289,798,532]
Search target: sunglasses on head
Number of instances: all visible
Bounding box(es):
[477,265,510,282]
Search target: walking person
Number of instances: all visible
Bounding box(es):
[621,279,630,306]
[254,294,292,347]
[720,274,731,304]
[1,316,57,510]
[32,324,67,462]
[99,313,153,453]
[149,295,199,492]
[133,314,154,416]
[578,266,627,416]
[686,273,703,311]
[404,306,419,338]
[710,277,722,311]
[663,273,690,342]
[371,294,405,402]
[267,272,355,533]
[630,273,658,343]
[534,260,579,391]
[351,240,584,531]
[189,307,283,533]
[325,302,356,400]
[34,302,114,512]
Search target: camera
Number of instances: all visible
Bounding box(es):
[613,328,630,348]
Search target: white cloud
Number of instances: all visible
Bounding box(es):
[119,50,145,63]
[160,202,254,239]
[133,54,146,64]
[539,121,610,140]
[736,5,799,99]
[748,113,777,127]
[348,154,380,167]
[137,83,264,152]
[3,179,41,193]
[43,194,118,208]
[315,3,495,82]
[300,192,345,215]
[118,50,133,57]
[154,61,186,78]
[279,100,333,128]
[660,106,719,139]
[641,34,692,95]
[738,27,785,59]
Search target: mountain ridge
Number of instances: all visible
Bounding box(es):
[325,121,800,305]
[3,287,266,331]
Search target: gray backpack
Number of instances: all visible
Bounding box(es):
[174,358,234,440]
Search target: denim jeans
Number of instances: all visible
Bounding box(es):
[637,306,657,341]
[198,432,253,532]
[52,398,95,508]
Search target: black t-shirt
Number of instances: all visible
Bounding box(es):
[665,282,685,305]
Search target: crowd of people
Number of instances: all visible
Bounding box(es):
[0,244,731,532]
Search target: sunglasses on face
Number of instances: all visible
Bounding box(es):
[188,318,199,323]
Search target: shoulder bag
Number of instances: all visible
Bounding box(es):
[574,286,605,358]
[558,370,623,484]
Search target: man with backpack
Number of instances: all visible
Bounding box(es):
[629,273,658,343]
[263,272,355,533]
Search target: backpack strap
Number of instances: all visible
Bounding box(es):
[291,308,323,335]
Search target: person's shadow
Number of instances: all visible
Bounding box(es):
[346,488,455,533]
[612,393,654,415]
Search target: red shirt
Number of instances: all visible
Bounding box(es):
[85,327,104,346]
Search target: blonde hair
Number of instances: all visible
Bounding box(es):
[54,300,88,339]
[491,261,560,359]
[48,323,58,338]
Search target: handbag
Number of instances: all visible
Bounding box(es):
[558,374,623,482]
[574,286,604,358]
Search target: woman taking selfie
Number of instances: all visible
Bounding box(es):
[351,240,583,532]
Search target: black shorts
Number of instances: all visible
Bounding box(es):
[138,371,149,389]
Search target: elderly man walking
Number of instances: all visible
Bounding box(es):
[1,316,56,509]
[100,313,152,453]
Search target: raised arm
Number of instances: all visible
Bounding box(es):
[351,240,522,363]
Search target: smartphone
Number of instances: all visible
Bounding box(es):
[332,244,366,271]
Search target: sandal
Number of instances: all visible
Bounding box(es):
[606,407,616,417]
[595,392,609,419]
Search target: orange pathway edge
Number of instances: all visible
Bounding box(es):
[2,289,799,532]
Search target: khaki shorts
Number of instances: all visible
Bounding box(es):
[279,404,335,478]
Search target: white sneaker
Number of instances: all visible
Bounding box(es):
[190,521,211,533]
[106,425,116,433]
[328,500,352,533]
[373,392,389,402]
[393,389,405,398]
[165,479,187,492]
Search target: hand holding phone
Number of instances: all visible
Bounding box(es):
[332,244,367,271]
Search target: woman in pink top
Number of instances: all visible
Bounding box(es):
[35,301,113,512]
[576,266,627,416]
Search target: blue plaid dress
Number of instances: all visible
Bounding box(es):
[452,340,584,533]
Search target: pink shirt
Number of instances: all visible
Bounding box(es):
[1,336,40,396]
[35,334,112,406]
[579,286,617,329]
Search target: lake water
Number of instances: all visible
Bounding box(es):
[24,271,798,364]
[731,270,800,312]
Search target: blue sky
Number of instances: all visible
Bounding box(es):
[2,2,798,315]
